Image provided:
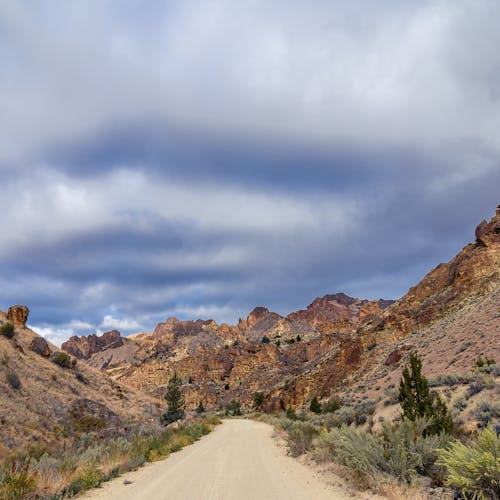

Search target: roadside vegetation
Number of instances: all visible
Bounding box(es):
[0,415,220,499]
[254,352,499,499]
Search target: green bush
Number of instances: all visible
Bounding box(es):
[253,392,265,409]
[437,426,499,500]
[316,417,450,486]
[287,421,320,456]
[196,401,205,415]
[0,322,15,339]
[323,400,341,413]
[285,407,298,420]
[473,356,496,373]
[52,352,72,368]
[225,400,242,416]
[261,336,270,344]
[310,396,322,414]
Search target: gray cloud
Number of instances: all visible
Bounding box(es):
[0,1,499,345]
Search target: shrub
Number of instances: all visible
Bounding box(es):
[296,335,302,342]
[196,402,205,415]
[429,374,472,387]
[225,400,241,416]
[68,464,103,494]
[224,383,229,390]
[285,407,298,420]
[473,356,496,373]
[52,352,72,368]
[6,371,21,390]
[287,421,320,456]
[323,400,341,413]
[437,426,500,500]
[310,396,322,414]
[161,373,185,425]
[329,417,450,486]
[253,392,265,409]
[474,402,500,429]
[330,425,387,478]
[0,322,15,339]
[0,461,37,500]
[261,336,270,344]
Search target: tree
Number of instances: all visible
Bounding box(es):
[253,391,265,409]
[399,351,452,435]
[309,396,322,414]
[196,401,205,415]
[261,336,270,344]
[161,373,185,425]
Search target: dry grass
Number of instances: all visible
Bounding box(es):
[0,417,220,498]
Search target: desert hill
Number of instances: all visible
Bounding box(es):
[0,306,160,461]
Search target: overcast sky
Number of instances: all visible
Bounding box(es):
[1,1,499,345]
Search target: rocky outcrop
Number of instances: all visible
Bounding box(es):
[7,305,29,328]
[362,209,499,342]
[288,293,393,334]
[62,330,124,359]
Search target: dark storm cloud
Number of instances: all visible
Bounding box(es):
[0,1,499,345]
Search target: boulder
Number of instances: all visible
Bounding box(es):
[385,349,403,366]
[31,336,51,357]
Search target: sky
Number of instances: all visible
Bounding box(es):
[1,1,499,346]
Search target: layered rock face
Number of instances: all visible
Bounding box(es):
[62,330,123,359]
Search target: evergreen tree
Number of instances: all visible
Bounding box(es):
[161,373,185,425]
[196,401,205,415]
[309,396,322,414]
[399,351,452,435]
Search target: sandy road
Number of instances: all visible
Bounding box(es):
[82,419,363,500]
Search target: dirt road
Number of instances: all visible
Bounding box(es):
[82,419,369,500]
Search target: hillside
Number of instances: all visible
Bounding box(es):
[0,307,160,461]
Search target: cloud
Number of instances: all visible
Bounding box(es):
[0,1,499,340]
[100,315,141,331]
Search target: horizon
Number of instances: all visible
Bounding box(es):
[1,1,499,346]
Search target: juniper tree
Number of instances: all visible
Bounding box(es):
[309,396,322,414]
[399,351,452,435]
[161,373,185,425]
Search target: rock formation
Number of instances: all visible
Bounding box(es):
[62,330,124,359]
[7,305,29,328]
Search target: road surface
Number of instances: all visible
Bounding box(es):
[82,419,367,500]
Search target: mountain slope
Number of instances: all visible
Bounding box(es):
[0,307,160,461]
